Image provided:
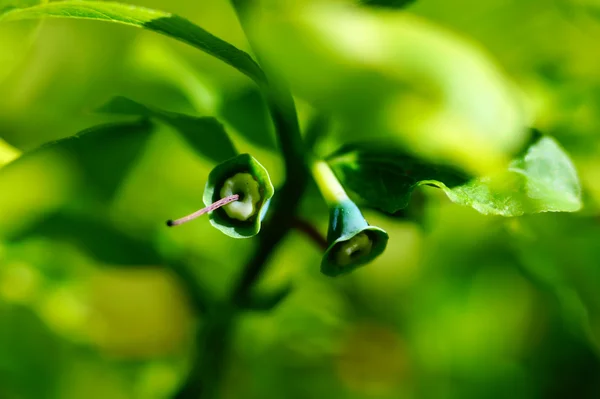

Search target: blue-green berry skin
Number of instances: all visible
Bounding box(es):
[203,154,274,238]
[321,199,389,277]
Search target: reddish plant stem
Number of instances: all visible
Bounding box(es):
[292,217,328,250]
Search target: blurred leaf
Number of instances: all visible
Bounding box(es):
[127,37,219,114]
[41,119,154,202]
[0,0,266,85]
[218,86,277,151]
[303,113,330,152]
[98,96,237,163]
[0,138,21,167]
[0,306,63,399]
[7,211,162,265]
[0,0,44,85]
[6,210,212,311]
[0,120,153,239]
[250,3,528,173]
[328,135,582,216]
[0,0,41,15]
[358,0,416,8]
[509,213,600,351]
[88,267,196,358]
[571,0,600,18]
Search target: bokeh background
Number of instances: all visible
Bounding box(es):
[2,0,600,398]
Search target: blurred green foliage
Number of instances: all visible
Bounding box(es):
[1,0,600,398]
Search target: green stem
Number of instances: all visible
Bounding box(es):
[228,0,308,304]
[310,159,349,206]
[173,307,234,399]
[174,2,309,398]
[232,171,307,305]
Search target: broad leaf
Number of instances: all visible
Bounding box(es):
[0,0,42,15]
[249,3,528,174]
[328,136,582,216]
[7,211,162,266]
[38,119,155,202]
[509,214,600,350]
[0,120,154,238]
[327,141,470,213]
[6,210,212,311]
[358,0,416,8]
[0,0,45,83]
[218,86,277,151]
[98,96,237,163]
[0,0,266,85]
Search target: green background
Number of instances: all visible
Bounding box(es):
[1,0,600,398]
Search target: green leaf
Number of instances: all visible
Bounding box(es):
[328,136,582,216]
[218,86,277,151]
[0,0,45,84]
[0,120,154,238]
[327,141,470,214]
[39,119,155,202]
[7,211,162,266]
[0,0,266,85]
[509,214,600,349]
[6,210,211,312]
[0,0,42,15]
[0,306,62,399]
[98,96,237,163]
[249,3,528,174]
[358,0,416,9]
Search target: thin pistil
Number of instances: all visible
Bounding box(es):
[166,194,240,227]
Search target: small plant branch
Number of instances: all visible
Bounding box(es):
[173,2,309,398]
[173,308,234,399]
[228,0,309,303]
[166,194,239,227]
[292,217,328,250]
[228,90,309,304]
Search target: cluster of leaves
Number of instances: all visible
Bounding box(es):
[0,0,582,253]
[0,1,581,278]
